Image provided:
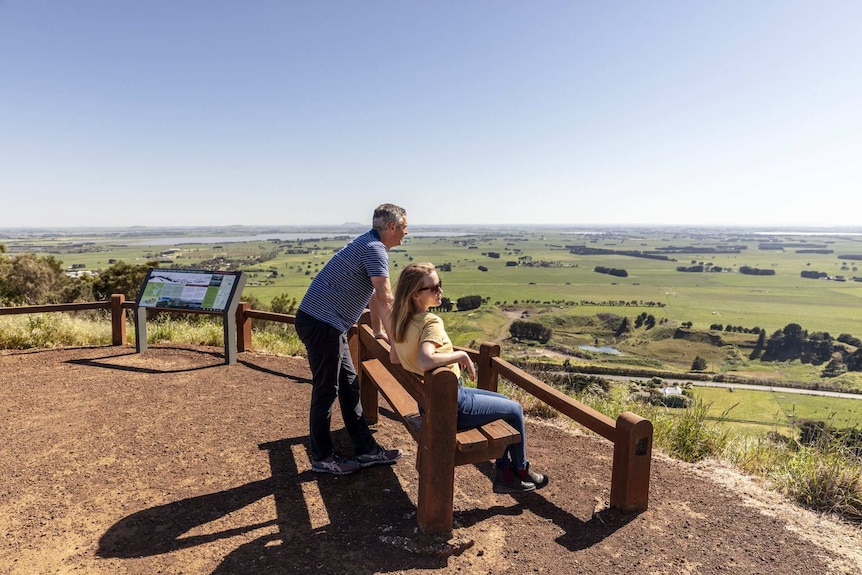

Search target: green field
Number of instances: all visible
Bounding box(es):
[7,226,860,333]
[4,225,862,385]
[693,386,862,432]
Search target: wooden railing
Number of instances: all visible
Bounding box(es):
[0,294,131,345]
[2,299,652,515]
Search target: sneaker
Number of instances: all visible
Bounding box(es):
[356,445,402,468]
[515,462,549,490]
[493,466,536,494]
[311,455,361,475]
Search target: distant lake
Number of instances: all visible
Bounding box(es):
[578,345,623,355]
[120,231,470,246]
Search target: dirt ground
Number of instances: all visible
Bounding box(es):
[2,344,861,575]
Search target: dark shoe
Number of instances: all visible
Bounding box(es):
[311,455,360,475]
[356,445,402,468]
[493,466,536,494]
[515,462,549,490]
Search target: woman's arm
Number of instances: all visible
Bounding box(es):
[417,341,476,380]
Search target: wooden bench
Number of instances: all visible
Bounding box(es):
[356,328,521,534]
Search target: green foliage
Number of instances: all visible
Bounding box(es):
[456,295,482,311]
[240,292,268,311]
[654,400,731,462]
[0,313,304,356]
[0,314,113,348]
[91,260,157,301]
[734,433,862,521]
[691,355,708,371]
[615,317,633,337]
[270,292,298,315]
[0,252,86,305]
[510,319,552,343]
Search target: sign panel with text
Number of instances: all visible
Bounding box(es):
[136,269,243,312]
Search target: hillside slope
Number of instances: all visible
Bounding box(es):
[2,345,860,575]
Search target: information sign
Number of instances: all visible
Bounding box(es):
[134,269,247,364]
[136,269,242,312]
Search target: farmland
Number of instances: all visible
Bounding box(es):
[3,225,862,391]
[5,225,861,331]
[4,224,862,435]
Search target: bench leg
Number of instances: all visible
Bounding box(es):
[417,440,455,534]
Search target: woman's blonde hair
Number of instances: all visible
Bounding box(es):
[391,262,436,343]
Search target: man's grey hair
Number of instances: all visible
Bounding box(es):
[372,203,407,231]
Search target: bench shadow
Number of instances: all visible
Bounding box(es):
[458,462,639,551]
[97,430,448,574]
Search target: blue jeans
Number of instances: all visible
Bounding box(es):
[456,385,528,470]
[294,310,377,462]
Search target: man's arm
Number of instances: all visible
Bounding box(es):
[369,275,395,342]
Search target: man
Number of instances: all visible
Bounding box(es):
[294,203,407,475]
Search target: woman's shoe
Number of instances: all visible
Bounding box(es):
[515,462,548,489]
[493,466,536,493]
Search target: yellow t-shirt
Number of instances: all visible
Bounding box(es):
[393,312,461,380]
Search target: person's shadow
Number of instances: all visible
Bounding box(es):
[97,432,449,574]
[98,424,634,573]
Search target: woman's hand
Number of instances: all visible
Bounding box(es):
[459,351,476,381]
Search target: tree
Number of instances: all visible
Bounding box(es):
[91,260,158,301]
[270,293,297,315]
[691,356,708,371]
[821,358,847,378]
[510,320,552,344]
[615,317,632,337]
[240,293,267,311]
[801,331,834,365]
[0,253,69,305]
[750,330,767,359]
[762,323,807,361]
[456,295,482,311]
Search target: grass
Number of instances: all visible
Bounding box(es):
[500,371,861,522]
[694,386,862,431]
[0,313,113,348]
[0,313,305,356]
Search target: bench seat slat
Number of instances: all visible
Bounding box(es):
[455,428,488,452]
[361,358,522,464]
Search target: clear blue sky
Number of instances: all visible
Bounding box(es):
[2,1,860,228]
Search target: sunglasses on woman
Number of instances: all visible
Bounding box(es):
[418,280,443,293]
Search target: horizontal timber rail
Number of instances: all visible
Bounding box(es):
[0,294,132,346]
[474,342,653,514]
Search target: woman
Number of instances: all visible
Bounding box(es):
[390,262,548,493]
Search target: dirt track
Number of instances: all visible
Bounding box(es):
[2,344,861,575]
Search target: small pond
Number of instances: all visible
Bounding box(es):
[578,345,623,355]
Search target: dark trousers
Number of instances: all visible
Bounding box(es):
[294,310,376,462]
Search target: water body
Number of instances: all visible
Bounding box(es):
[115,231,471,246]
[578,345,623,355]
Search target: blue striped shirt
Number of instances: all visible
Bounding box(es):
[298,229,389,332]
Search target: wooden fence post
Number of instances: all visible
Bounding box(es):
[110,294,126,346]
[610,411,653,513]
[236,302,252,352]
[477,342,500,392]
